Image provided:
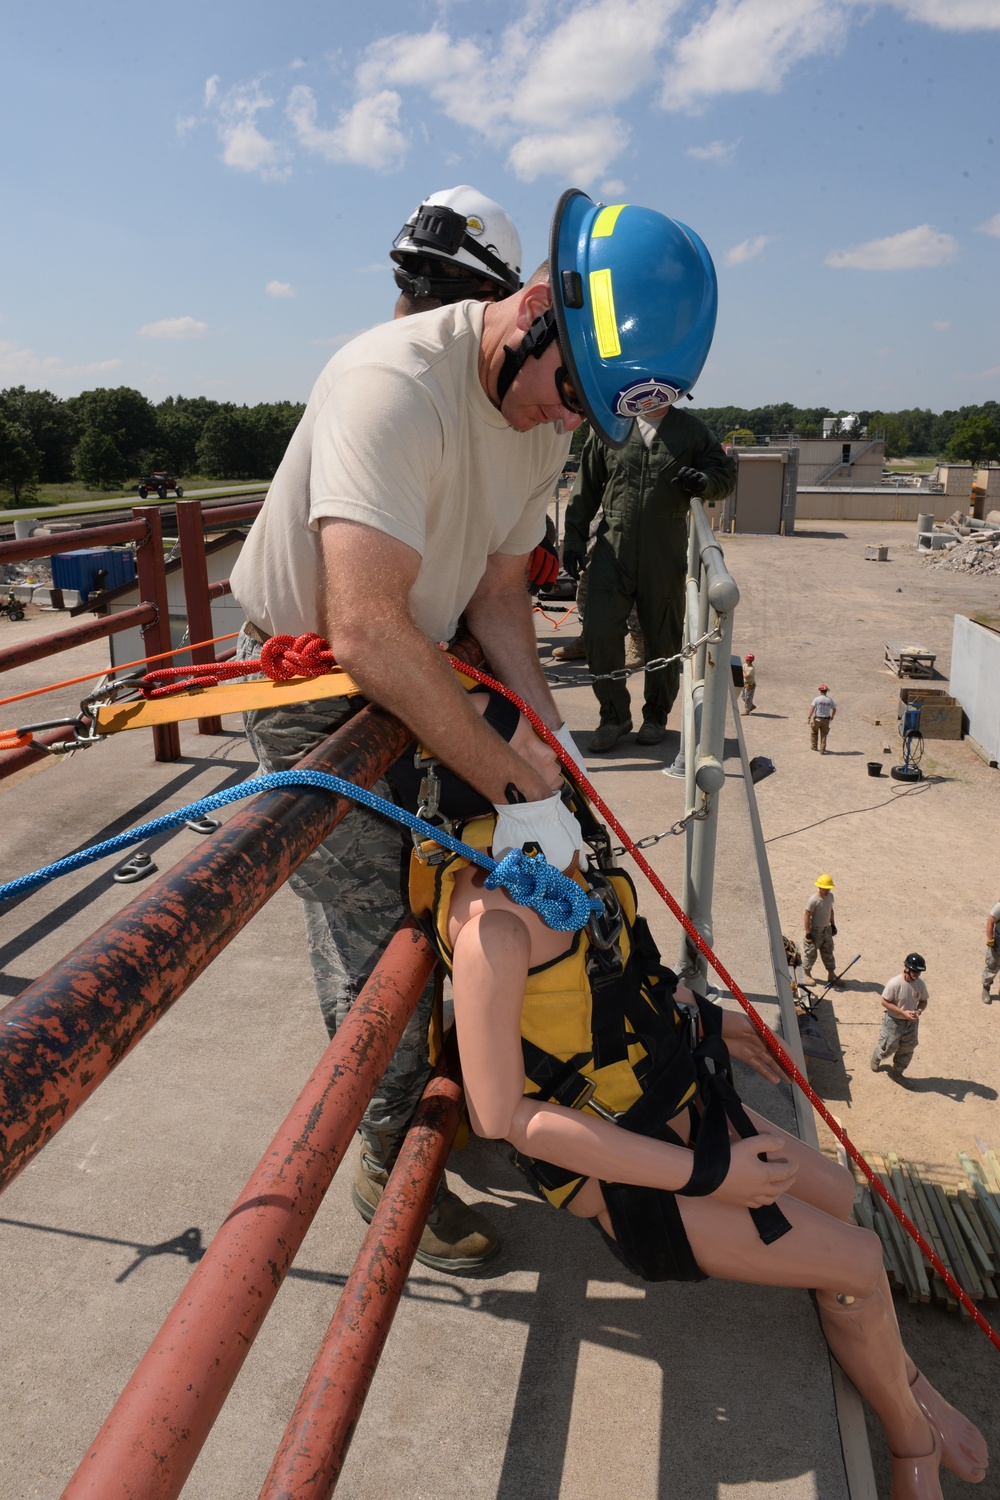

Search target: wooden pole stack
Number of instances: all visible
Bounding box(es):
[851,1139,1000,1317]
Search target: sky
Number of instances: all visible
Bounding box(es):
[1,0,998,414]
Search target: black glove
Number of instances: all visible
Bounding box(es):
[830,923,837,936]
[675,466,708,497]
[561,547,585,582]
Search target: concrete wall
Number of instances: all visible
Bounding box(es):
[950,615,1000,766]
[796,437,885,487]
[794,489,955,522]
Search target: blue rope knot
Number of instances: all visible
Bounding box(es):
[485,849,604,933]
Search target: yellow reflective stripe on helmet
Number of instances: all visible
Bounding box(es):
[593,204,628,237]
[589,268,621,358]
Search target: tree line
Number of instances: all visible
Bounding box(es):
[2,385,998,507]
[691,401,1000,465]
[0,385,306,505]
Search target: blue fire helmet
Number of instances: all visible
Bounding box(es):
[548,188,719,449]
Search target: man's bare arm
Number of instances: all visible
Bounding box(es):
[318,519,552,803]
[463,549,563,730]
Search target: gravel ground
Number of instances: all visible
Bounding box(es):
[725,515,999,1496]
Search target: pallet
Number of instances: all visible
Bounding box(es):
[853,1140,1000,1314]
[885,641,937,678]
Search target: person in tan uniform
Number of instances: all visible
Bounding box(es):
[804,874,841,986]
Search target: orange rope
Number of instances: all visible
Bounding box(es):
[0,631,241,713]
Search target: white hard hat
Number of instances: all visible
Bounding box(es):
[391,185,522,300]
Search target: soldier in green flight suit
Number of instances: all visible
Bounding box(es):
[561,408,736,753]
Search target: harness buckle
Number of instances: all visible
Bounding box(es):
[572,1076,621,1123]
[585,873,624,951]
[411,763,453,864]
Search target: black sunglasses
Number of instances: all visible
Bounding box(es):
[554,358,585,416]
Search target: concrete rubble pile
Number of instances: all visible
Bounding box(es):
[924,527,1000,574]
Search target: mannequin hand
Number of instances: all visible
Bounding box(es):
[675,466,708,497]
[561,547,585,581]
[492,791,587,873]
[711,1134,797,1208]
[721,1011,786,1085]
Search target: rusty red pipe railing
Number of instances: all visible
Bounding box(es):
[176,501,222,735]
[61,921,437,1500]
[0,699,420,1193]
[206,577,232,600]
[199,499,264,529]
[132,505,179,762]
[0,519,147,567]
[260,1037,465,1500]
[0,603,155,676]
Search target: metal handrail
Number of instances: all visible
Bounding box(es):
[676,499,740,982]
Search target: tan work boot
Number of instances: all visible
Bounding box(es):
[551,636,586,661]
[624,639,645,669]
[352,1152,499,1274]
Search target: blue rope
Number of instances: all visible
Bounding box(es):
[0,769,603,932]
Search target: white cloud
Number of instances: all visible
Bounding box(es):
[508,117,631,185]
[825,224,959,270]
[884,0,1000,30]
[0,339,122,381]
[287,84,408,171]
[265,280,295,298]
[664,0,851,110]
[687,139,739,164]
[354,2,672,182]
[931,319,952,330]
[725,235,774,266]
[206,78,285,178]
[600,178,628,197]
[976,211,1000,237]
[139,316,208,340]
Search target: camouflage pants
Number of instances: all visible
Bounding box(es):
[810,717,831,751]
[873,1013,920,1073]
[236,628,434,1165]
[803,923,836,978]
[983,943,1000,992]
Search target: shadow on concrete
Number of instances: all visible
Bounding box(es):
[796,999,853,1104]
[792,530,849,541]
[0,758,252,984]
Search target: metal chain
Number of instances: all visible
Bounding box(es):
[610,800,710,855]
[543,623,724,688]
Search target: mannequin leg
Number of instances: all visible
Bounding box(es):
[676,1193,960,1496]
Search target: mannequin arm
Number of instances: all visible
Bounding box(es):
[451,908,796,1209]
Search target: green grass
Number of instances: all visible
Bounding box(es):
[17,475,266,507]
[884,457,939,474]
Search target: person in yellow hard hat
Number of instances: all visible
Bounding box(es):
[804,874,841,986]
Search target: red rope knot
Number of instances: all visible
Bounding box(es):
[259,633,337,682]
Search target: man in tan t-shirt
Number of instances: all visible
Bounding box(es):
[871,954,929,1083]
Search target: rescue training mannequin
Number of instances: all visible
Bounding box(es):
[391,691,988,1499]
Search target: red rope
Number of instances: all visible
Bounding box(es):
[450,655,1000,1353]
[140,632,337,697]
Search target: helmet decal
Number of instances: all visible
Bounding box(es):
[593,203,628,237]
[465,215,485,236]
[616,379,683,416]
[590,269,621,359]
